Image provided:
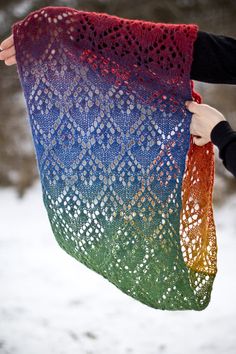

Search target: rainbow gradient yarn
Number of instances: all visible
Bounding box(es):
[12,6,217,310]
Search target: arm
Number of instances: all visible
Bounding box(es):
[210,120,236,177]
[191,30,236,84]
[185,100,236,178]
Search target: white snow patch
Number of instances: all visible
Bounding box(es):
[0,182,236,354]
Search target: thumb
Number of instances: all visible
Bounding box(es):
[193,136,202,146]
[193,136,207,146]
[185,100,200,113]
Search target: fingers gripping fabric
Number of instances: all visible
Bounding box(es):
[12,6,217,310]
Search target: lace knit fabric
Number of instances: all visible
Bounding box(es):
[12,6,217,310]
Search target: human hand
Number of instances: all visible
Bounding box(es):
[0,34,16,65]
[185,100,226,146]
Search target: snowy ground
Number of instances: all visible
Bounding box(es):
[0,182,236,354]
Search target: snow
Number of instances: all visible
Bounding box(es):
[0,182,236,354]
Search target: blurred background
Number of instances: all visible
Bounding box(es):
[0,1,236,354]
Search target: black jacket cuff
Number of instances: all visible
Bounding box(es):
[210,120,236,150]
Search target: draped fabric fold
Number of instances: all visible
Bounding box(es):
[12,6,217,310]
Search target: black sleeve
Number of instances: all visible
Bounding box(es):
[210,120,236,177]
[190,30,236,84]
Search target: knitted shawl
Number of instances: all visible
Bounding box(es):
[12,6,217,311]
